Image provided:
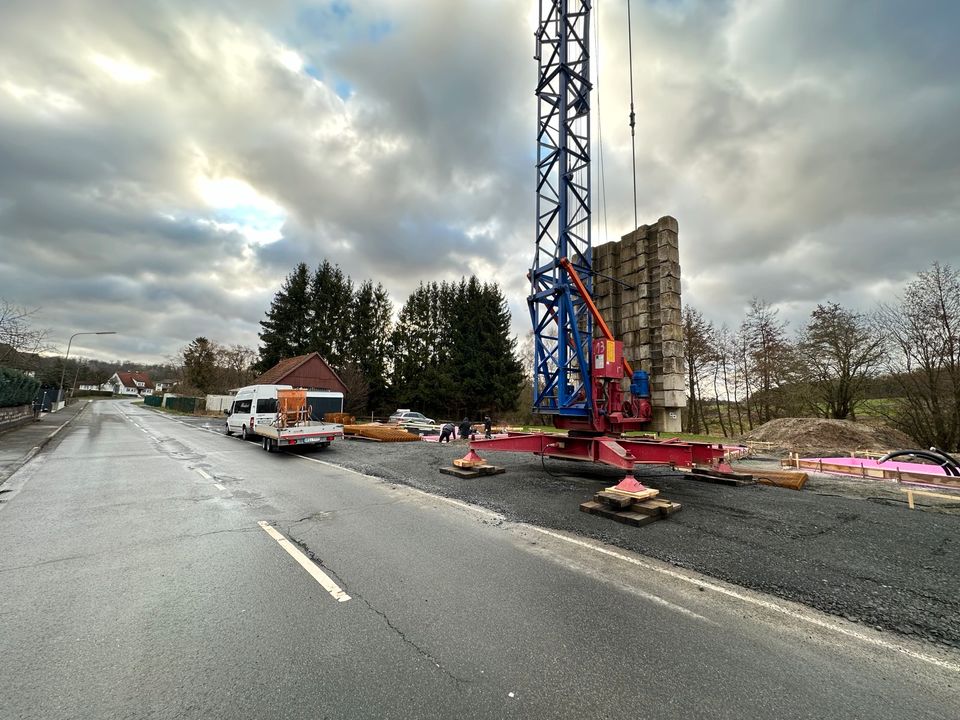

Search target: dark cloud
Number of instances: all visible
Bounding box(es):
[0,0,957,362]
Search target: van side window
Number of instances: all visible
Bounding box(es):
[256,398,277,414]
[228,401,236,414]
[235,399,253,414]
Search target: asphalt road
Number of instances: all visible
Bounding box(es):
[1,400,957,719]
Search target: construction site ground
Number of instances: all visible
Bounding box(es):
[186,416,959,650]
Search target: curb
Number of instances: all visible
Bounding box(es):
[0,401,91,487]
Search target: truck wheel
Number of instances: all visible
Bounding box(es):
[261,436,268,451]
[241,425,249,441]
[225,423,233,436]
[270,439,278,453]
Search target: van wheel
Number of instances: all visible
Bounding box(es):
[261,436,269,451]
[241,425,249,441]
[225,424,233,436]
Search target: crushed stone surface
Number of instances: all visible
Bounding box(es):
[737,417,917,456]
[320,437,959,649]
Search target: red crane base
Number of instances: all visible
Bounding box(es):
[469,432,725,471]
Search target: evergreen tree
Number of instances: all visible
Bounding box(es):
[391,277,522,418]
[257,263,312,371]
[182,337,219,393]
[309,260,353,368]
[349,280,393,413]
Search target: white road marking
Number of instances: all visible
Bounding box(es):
[294,455,711,622]
[526,526,960,674]
[257,521,351,603]
[214,483,226,491]
[163,413,960,671]
[195,468,212,480]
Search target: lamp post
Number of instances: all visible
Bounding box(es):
[57,331,117,409]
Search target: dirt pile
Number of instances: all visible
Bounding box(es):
[738,417,915,455]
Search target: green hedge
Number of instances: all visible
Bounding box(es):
[164,396,202,413]
[144,395,162,407]
[0,367,42,408]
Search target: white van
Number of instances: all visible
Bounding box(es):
[225,384,344,443]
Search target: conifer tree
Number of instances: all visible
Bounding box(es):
[257,263,312,371]
[309,260,353,368]
[349,280,393,413]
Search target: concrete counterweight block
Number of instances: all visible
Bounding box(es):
[592,215,685,432]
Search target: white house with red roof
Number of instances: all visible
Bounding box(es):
[105,371,155,396]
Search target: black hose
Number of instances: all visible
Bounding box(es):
[877,449,960,476]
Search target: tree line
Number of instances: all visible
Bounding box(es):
[683,262,960,450]
[251,261,524,418]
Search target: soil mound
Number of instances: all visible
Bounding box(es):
[738,417,915,456]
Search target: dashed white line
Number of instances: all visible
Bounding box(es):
[257,521,350,603]
[214,483,226,491]
[195,468,212,480]
[152,408,960,672]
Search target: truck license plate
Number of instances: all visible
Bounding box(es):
[304,437,320,443]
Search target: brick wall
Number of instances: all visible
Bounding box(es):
[0,404,32,434]
[592,216,685,432]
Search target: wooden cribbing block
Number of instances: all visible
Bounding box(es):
[602,486,660,500]
[631,499,682,516]
[440,466,481,479]
[595,490,635,509]
[579,501,661,527]
[453,458,486,468]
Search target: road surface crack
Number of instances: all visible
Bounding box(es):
[353,592,470,686]
[283,531,469,686]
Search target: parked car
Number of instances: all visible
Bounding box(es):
[388,409,436,426]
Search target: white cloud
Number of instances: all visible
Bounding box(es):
[90,53,158,84]
[0,0,957,363]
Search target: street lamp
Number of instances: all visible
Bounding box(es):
[57,331,117,409]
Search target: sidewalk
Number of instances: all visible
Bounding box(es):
[0,400,91,486]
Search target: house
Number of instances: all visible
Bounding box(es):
[105,371,155,396]
[154,379,177,393]
[76,380,106,392]
[252,352,347,395]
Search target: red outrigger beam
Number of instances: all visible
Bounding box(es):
[470,432,724,471]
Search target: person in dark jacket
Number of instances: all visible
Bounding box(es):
[439,422,455,443]
[483,416,493,439]
[458,417,473,441]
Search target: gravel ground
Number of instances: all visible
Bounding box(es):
[318,438,960,649]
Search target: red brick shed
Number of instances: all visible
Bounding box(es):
[253,353,347,395]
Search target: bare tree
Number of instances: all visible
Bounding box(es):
[0,299,49,365]
[682,306,714,434]
[217,344,257,390]
[337,362,369,416]
[878,262,960,449]
[797,302,884,419]
[741,298,793,424]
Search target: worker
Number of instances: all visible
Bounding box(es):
[458,417,473,441]
[483,416,493,439]
[439,422,455,443]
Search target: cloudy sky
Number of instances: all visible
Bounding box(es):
[1,0,958,363]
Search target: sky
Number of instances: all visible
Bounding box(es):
[1,0,958,364]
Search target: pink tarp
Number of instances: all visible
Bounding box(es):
[801,457,947,475]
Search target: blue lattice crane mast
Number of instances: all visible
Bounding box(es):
[529,0,652,436]
[465,1,725,476]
